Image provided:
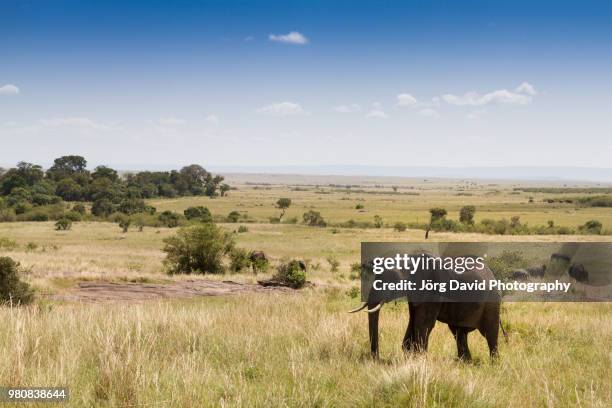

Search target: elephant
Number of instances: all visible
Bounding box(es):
[350,251,501,361]
[248,251,268,274]
[568,263,588,282]
[526,264,546,278]
[511,269,530,280]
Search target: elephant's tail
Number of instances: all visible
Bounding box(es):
[499,320,509,343]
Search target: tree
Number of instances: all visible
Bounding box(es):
[92,165,119,182]
[56,178,84,201]
[459,205,476,225]
[163,224,235,274]
[429,208,447,222]
[91,199,114,217]
[219,184,230,197]
[47,155,88,181]
[227,211,241,223]
[276,198,292,221]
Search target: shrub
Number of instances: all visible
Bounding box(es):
[163,224,234,274]
[184,206,212,222]
[459,205,476,225]
[0,256,34,305]
[303,210,326,227]
[72,203,86,214]
[63,211,82,222]
[237,225,248,233]
[275,260,306,288]
[355,203,364,210]
[487,251,527,281]
[579,220,602,235]
[394,222,407,232]
[118,215,131,233]
[0,237,18,250]
[54,217,72,231]
[159,211,181,228]
[227,211,241,223]
[229,247,251,273]
[327,256,340,272]
[373,215,384,228]
[276,198,292,220]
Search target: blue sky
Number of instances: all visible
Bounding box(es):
[1,0,611,169]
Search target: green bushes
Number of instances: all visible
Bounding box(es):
[275,260,306,288]
[303,210,326,227]
[226,211,242,223]
[0,237,18,250]
[229,248,251,273]
[158,211,181,228]
[54,217,72,231]
[393,222,407,232]
[579,220,602,235]
[487,251,527,281]
[163,224,234,274]
[0,256,34,305]
[184,206,212,222]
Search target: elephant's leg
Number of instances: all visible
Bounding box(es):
[368,308,380,358]
[479,303,500,359]
[402,302,415,352]
[408,304,438,352]
[456,327,471,361]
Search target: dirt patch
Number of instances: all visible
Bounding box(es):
[50,279,292,303]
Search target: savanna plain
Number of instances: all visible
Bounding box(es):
[1,175,611,407]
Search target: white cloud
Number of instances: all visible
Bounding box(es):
[0,84,20,96]
[268,31,308,45]
[418,108,439,117]
[466,109,487,120]
[204,114,219,123]
[396,93,418,107]
[256,102,309,116]
[333,104,361,113]
[365,102,388,118]
[39,117,114,131]
[442,84,535,106]
[157,117,186,126]
[515,82,537,96]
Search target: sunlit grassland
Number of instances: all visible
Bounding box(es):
[1,178,611,407]
[1,295,610,407]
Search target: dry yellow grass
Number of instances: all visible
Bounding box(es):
[1,179,611,407]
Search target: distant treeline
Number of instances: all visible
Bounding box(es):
[543,195,612,207]
[0,155,229,220]
[515,187,612,194]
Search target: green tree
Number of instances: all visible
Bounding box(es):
[429,207,447,222]
[276,198,292,220]
[184,206,212,222]
[219,184,230,197]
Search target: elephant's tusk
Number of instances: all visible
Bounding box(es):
[367,301,385,313]
[348,303,368,313]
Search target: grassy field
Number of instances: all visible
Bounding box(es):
[1,176,611,407]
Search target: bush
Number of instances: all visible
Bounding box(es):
[0,237,18,250]
[373,215,384,228]
[275,260,306,288]
[229,247,251,273]
[184,206,212,222]
[63,211,82,222]
[0,256,34,305]
[237,225,249,233]
[54,217,72,231]
[159,211,181,228]
[355,203,364,210]
[487,251,527,281]
[303,210,326,227]
[72,203,86,214]
[227,211,241,223]
[459,205,476,225]
[163,224,234,274]
[579,220,602,235]
[327,256,340,272]
[394,222,407,232]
